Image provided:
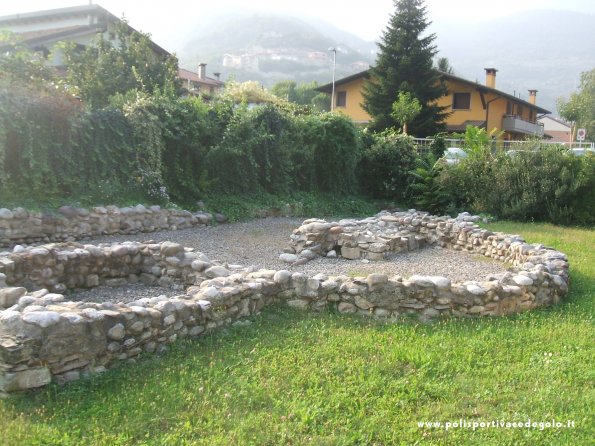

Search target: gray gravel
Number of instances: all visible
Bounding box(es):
[65,283,183,304]
[86,216,507,282]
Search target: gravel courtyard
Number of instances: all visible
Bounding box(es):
[87,217,508,282]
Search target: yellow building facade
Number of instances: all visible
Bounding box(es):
[317,68,550,139]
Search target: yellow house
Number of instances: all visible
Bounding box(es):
[317,68,551,139]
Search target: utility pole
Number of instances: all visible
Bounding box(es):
[328,47,337,111]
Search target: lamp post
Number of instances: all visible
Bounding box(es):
[328,47,337,111]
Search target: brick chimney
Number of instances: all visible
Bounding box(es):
[484,68,497,89]
[528,89,538,105]
[198,63,206,80]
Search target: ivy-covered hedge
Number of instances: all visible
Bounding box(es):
[0,87,361,207]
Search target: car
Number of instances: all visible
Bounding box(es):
[443,147,468,164]
[570,148,595,157]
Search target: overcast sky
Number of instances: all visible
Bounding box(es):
[1,0,594,49]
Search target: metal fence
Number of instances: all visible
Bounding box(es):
[412,138,594,155]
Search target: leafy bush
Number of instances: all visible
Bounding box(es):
[359,130,416,200]
[298,113,362,194]
[489,148,594,224]
[0,83,83,200]
[205,104,293,194]
[433,135,595,225]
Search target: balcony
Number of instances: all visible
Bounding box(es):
[502,115,544,137]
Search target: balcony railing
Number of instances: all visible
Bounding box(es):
[502,115,544,136]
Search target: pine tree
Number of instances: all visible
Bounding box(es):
[363,0,448,136]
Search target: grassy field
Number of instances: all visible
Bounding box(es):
[1,221,593,445]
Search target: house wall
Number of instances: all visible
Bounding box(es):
[328,76,542,139]
[334,77,371,123]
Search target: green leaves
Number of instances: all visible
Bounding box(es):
[60,21,181,109]
[558,68,595,142]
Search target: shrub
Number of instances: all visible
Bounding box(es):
[298,113,362,194]
[359,130,416,200]
[434,138,595,225]
[0,83,83,200]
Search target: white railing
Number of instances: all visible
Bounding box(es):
[412,138,594,154]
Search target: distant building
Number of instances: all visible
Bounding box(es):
[0,4,223,99]
[538,116,572,143]
[178,63,224,97]
[0,4,170,67]
[316,68,551,139]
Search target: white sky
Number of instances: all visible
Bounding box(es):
[1,0,594,49]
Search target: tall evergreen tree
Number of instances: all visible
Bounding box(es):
[363,0,448,136]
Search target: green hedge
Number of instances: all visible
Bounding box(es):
[0,87,362,207]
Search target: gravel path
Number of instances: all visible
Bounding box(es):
[86,217,507,282]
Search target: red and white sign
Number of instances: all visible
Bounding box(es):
[577,128,586,141]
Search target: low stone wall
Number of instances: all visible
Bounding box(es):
[0,205,213,248]
[0,210,569,395]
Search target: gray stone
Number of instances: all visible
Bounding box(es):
[0,287,27,308]
[107,323,126,341]
[0,367,51,392]
[466,284,486,295]
[205,266,231,278]
[338,302,357,314]
[287,299,309,310]
[326,250,337,258]
[354,295,373,310]
[214,213,228,224]
[341,246,361,260]
[0,208,14,219]
[367,273,388,288]
[279,253,299,263]
[22,311,61,328]
[374,308,391,317]
[300,249,317,260]
[191,260,210,272]
[160,242,184,257]
[430,276,451,290]
[513,275,533,286]
[273,270,292,284]
[410,275,435,287]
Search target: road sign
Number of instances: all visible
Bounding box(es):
[577,128,586,141]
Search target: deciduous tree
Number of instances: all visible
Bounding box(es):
[60,21,180,108]
[558,68,595,142]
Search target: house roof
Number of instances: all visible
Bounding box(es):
[178,68,224,87]
[440,71,550,114]
[538,115,571,128]
[0,4,117,26]
[316,68,551,114]
[0,4,170,57]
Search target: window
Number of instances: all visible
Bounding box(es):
[517,105,523,118]
[336,91,347,107]
[452,92,471,110]
[506,101,513,115]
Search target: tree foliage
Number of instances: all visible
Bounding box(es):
[391,91,422,134]
[362,0,448,136]
[436,57,454,74]
[59,21,180,108]
[271,80,330,111]
[558,68,595,142]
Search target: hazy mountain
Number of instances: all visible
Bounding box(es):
[431,9,595,114]
[176,10,594,114]
[178,14,374,86]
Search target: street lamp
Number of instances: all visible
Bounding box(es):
[328,47,337,111]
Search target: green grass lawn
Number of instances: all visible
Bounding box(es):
[1,222,593,445]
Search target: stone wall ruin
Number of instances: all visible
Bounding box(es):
[0,210,569,395]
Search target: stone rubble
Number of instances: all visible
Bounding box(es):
[0,209,569,395]
[0,204,217,248]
